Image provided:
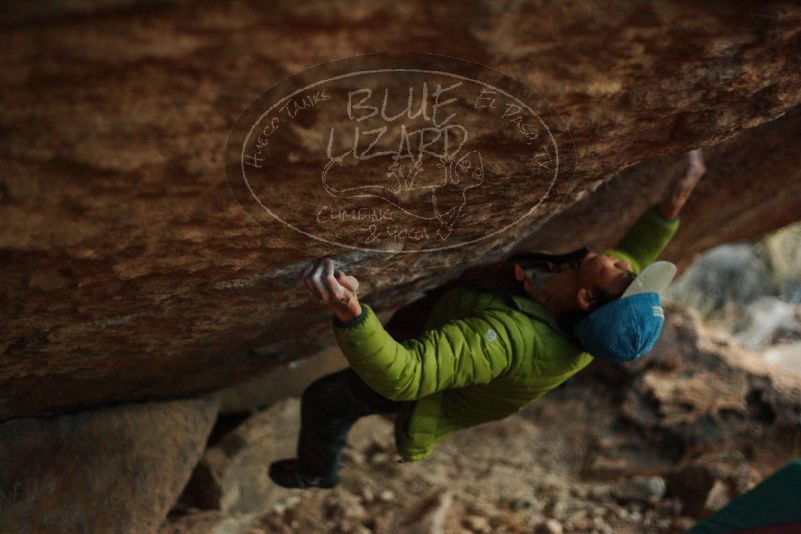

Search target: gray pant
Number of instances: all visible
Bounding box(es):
[296,367,402,477]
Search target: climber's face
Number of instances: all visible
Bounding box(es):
[575,253,635,311]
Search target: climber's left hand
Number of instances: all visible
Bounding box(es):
[301,258,363,323]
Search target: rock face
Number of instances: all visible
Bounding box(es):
[0,397,218,534]
[2,1,801,420]
[514,107,801,272]
[176,398,303,516]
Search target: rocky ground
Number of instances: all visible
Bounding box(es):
[668,222,801,376]
[166,399,688,534]
[157,303,801,534]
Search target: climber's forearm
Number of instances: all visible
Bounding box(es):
[658,148,706,220]
[657,177,696,220]
[656,197,683,221]
[331,298,362,323]
[332,303,426,401]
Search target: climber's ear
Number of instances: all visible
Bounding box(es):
[576,287,594,312]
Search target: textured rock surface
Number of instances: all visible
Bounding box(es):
[577,306,801,475]
[516,107,801,272]
[392,490,454,534]
[159,510,262,534]
[0,397,218,534]
[618,308,801,467]
[209,309,396,415]
[2,1,801,420]
[173,397,396,518]
[176,398,303,516]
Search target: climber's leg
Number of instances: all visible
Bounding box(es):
[269,367,402,488]
[296,367,402,476]
[269,289,443,489]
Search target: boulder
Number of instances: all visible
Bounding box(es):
[159,510,261,534]
[2,0,801,421]
[211,344,347,414]
[173,397,392,517]
[668,451,760,517]
[617,305,801,463]
[667,244,779,315]
[517,107,801,273]
[175,398,302,515]
[611,476,667,504]
[392,490,454,534]
[0,397,218,534]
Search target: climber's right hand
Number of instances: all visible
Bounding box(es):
[302,257,363,323]
[658,148,706,220]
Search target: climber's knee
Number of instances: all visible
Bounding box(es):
[301,370,349,414]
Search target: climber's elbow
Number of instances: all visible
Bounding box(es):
[379,376,431,401]
[348,372,419,401]
[380,386,420,402]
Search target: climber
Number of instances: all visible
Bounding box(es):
[269,150,707,489]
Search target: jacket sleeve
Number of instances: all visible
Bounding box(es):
[332,303,515,401]
[603,205,680,274]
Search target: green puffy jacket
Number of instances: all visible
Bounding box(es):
[333,205,679,461]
